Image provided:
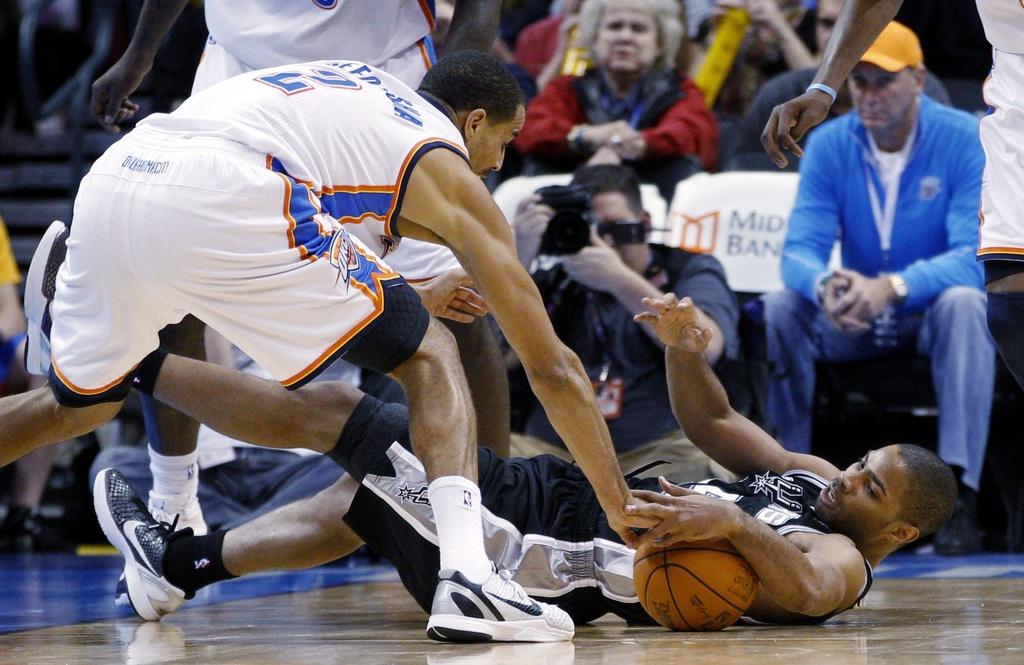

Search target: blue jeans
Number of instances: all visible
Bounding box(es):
[763,286,994,490]
[89,446,342,531]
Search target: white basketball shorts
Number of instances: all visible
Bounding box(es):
[189,40,459,281]
[978,49,1024,263]
[50,128,427,404]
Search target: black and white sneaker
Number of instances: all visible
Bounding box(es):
[426,569,574,643]
[93,468,189,621]
[24,220,68,375]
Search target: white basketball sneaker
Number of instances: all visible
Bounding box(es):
[23,220,68,375]
[426,569,575,643]
[148,492,208,536]
[94,468,189,621]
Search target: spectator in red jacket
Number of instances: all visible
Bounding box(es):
[515,0,718,200]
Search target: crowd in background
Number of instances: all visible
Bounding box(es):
[0,0,1003,557]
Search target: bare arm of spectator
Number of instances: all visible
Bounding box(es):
[744,0,817,70]
[762,0,903,167]
[534,15,580,93]
[90,0,191,130]
[0,283,24,341]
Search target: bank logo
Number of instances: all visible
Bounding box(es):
[672,210,718,254]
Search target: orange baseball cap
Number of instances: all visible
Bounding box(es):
[860,21,924,72]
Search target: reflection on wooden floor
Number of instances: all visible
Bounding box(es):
[3,577,1024,664]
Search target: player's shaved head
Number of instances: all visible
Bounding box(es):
[418,51,524,123]
[893,443,957,536]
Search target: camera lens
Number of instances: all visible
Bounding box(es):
[543,211,591,255]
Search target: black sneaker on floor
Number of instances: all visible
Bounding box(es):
[935,494,983,556]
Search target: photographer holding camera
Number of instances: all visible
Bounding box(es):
[509,165,740,481]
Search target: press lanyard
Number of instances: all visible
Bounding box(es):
[586,292,614,382]
[864,125,916,267]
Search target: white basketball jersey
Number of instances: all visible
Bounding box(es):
[203,0,435,72]
[975,0,1024,54]
[139,60,467,257]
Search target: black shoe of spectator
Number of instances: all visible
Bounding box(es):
[0,506,70,553]
[934,491,983,556]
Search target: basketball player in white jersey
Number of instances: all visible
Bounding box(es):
[87,0,505,536]
[8,52,656,642]
[761,0,1024,398]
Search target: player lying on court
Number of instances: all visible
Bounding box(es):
[95,293,956,630]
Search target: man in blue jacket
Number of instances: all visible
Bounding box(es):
[763,22,991,556]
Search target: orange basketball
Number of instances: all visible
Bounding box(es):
[634,542,759,631]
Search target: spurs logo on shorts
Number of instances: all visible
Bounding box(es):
[396,483,430,505]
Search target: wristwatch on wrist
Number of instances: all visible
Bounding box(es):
[888,274,908,305]
[815,274,833,306]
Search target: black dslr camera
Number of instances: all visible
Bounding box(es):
[535,184,595,256]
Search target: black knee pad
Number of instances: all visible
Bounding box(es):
[986,291,1024,389]
[984,259,1024,285]
[325,394,412,479]
[288,280,429,390]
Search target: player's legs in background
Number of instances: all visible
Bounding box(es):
[986,266,1024,391]
[443,317,509,457]
[140,315,208,534]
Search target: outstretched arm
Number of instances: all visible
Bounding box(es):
[90,0,191,130]
[398,149,656,545]
[635,294,838,479]
[630,481,867,618]
[761,0,903,167]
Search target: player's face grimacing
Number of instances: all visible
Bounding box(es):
[461,105,526,178]
[814,445,913,545]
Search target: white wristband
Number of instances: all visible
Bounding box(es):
[807,83,838,103]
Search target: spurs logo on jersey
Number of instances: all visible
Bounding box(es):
[679,469,831,536]
[748,472,803,511]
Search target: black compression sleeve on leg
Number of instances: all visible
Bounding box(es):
[133,349,169,396]
[987,291,1024,392]
[163,529,235,597]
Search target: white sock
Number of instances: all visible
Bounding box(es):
[148,445,200,499]
[428,476,492,584]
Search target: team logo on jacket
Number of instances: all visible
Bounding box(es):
[918,176,942,201]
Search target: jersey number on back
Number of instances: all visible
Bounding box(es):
[256,67,360,96]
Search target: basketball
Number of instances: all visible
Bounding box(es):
[634,543,759,631]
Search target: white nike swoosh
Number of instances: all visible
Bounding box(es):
[122,519,159,574]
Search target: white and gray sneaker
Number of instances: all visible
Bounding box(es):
[426,569,575,643]
[94,468,189,621]
[23,220,68,375]
[149,492,208,536]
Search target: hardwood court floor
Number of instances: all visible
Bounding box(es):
[2,577,1022,664]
